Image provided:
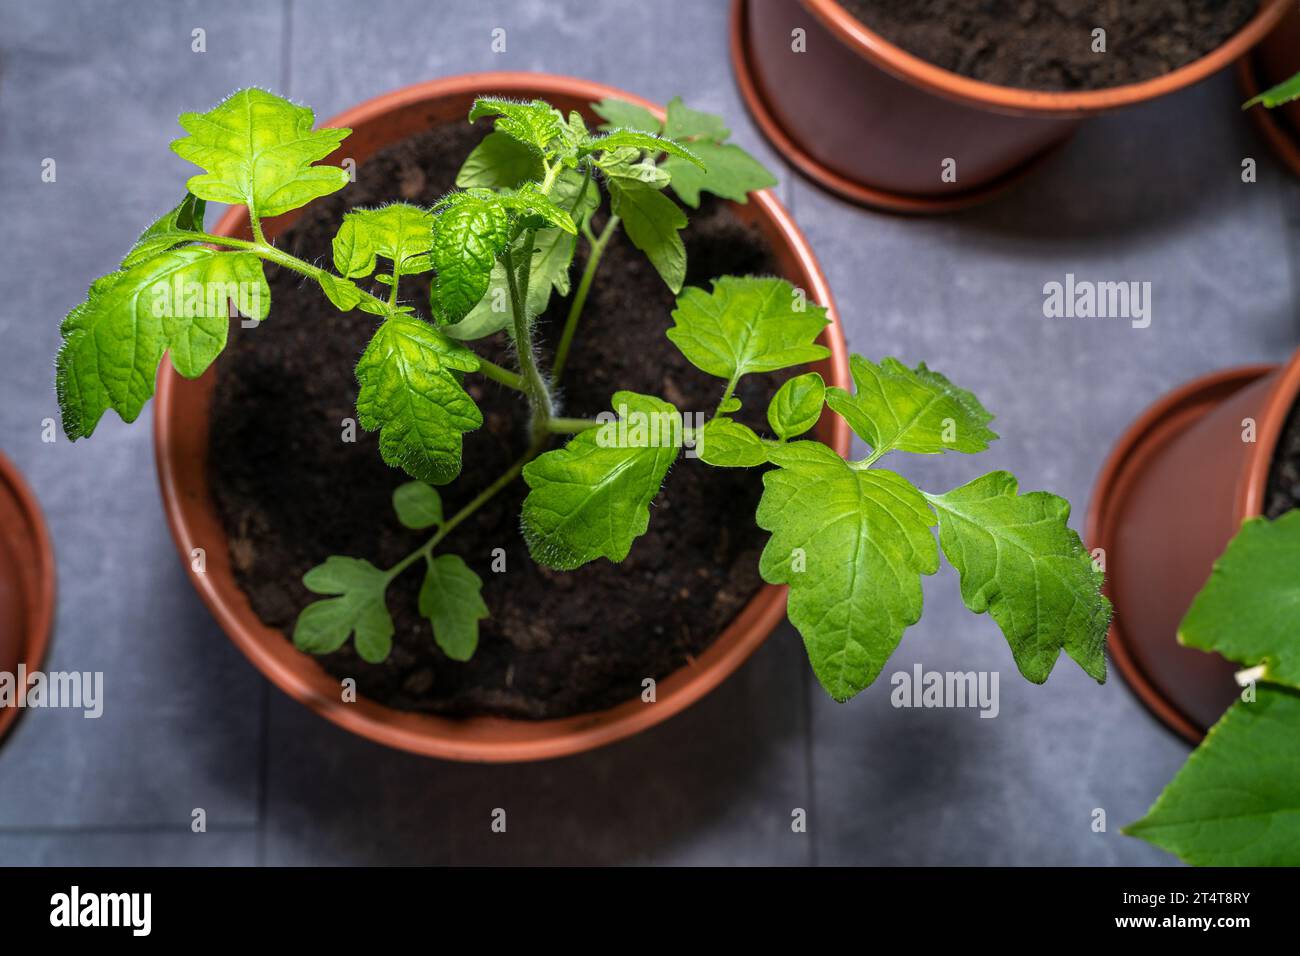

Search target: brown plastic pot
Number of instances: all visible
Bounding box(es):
[153,72,851,763]
[1086,348,1300,743]
[732,0,1291,212]
[0,451,56,744]
[1238,2,1300,178]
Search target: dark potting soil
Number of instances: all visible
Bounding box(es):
[1266,399,1300,520]
[838,0,1258,91]
[208,122,792,719]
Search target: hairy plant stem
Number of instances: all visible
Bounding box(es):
[546,416,601,434]
[502,239,553,436]
[552,214,620,383]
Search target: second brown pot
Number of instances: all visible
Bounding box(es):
[1087,348,1300,742]
[732,0,1290,212]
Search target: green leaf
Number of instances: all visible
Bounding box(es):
[663,97,730,141]
[170,88,350,219]
[596,147,671,188]
[430,192,510,324]
[499,182,578,234]
[1244,70,1300,110]
[757,441,938,701]
[418,554,489,661]
[591,97,662,133]
[608,178,688,293]
[768,371,825,440]
[667,276,830,381]
[392,481,443,530]
[1125,685,1300,866]
[664,141,776,207]
[316,272,361,312]
[1179,510,1300,690]
[294,556,394,662]
[522,391,681,570]
[468,97,563,156]
[697,417,767,468]
[56,248,269,439]
[924,472,1109,683]
[334,204,433,281]
[588,129,703,168]
[826,355,997,459]
[719,396,742,414]
[354,313,482,484]
[121,193,207,268]
[456,130,544,188]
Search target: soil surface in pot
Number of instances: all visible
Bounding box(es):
[839,0,1258,91]
[1266,399,1300,518]
[208,122,791,719]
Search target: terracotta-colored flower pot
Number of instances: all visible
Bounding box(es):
[1086,348,1300,743]
[732,0,1291,212]
[0,450,56,745]
[1238,2,1300,177]
[153,72,851,762]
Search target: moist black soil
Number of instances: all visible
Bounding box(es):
[1266,399,1300,519]
[208,122,792,719]
[839,0,1258,91]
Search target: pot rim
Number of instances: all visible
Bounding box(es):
[153,70,851,762]
[1236,51,1300,180]
[801,0,1291,117]
[1240,347,1300,519]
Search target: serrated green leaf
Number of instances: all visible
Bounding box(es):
[294,556,394,662]
[667,276,829,382]
[57,248,268,439]
[664,141,776,206]
[609,177,688,293]
[392,481,443,530]
[355,314,482,484]
[418,554,488,661]
[588,129,703,168]
[663,97,730,141]
[697,417,767,468]
[317,272,361,312]
[499,182,578,235]
[430,192,510,324]
[170,88,350,219]
[924,471,1109,683]
[468,97,563,156]
[598,147,671,188]
[591,97,661,133]
[121,193,207,268]
[1244,70,1300,110]
[768,371,825,440]
[758,441,938,701]
[1126,685,1300,865]
[456,130,545,188]
[522,391,681,570]
[1179,510,1300,690]
[333,204,433,284]
[827,355,997,459]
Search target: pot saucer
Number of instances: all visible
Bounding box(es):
[728,0,1068,214]
[1086,365,1274,743]
[0,450,56,744]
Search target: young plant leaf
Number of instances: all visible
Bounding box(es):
[588,130,703,168]
[430,191,511,324]
[294,556,394,663]
[355,313,483,484]
[598,147,671,188]
[697,417,767,468]
[418,554,489,661]
[826,356,997,459]
[334,204,433,281]
[1243,70,1300,110]
[667,276,830,381]
[498,183,578,235]
[657,98,776,206]
[768,371,825,440]
[663,97,731,141]
[924,472,1109,683]
[1125,685,1300,865]
[468,98,563,156]
[591,97,662,134]
[56,248,269,439]
[757,441,938,701]
[170,88,350,219]
[121,193,207,268]
[1179,510,1300,690]
[522,392,681,570]
[608,178,688,293]
[456,130,544,189]
[316,272,361,312]
[392,481,443,530]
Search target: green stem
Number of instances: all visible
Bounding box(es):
[546,416,602,434]
[553,215,619,383]
[713,373,740,418]
[476,358,525,391]
[502,243,553,431]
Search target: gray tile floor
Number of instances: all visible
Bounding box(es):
[0,0,1295,865]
